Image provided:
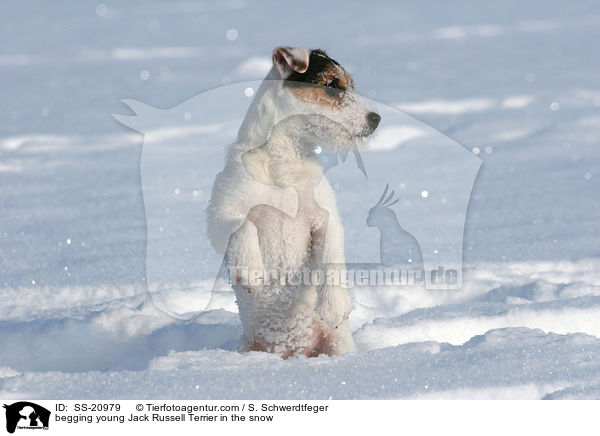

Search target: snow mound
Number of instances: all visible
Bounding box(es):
[2,327,599,400]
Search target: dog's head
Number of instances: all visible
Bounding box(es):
[271,47,380,142]
[238,47,380,150]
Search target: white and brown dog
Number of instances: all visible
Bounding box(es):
[207,47,380,358]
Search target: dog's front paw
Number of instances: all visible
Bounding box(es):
[315,285,352,329]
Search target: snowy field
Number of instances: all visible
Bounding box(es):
[1,0,600,399]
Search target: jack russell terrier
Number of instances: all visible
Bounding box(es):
[207,47,380,358]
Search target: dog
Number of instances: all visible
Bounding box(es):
[207,47,380,358]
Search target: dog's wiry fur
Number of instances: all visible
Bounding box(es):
[207,47,379,358]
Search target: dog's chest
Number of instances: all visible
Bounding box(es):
[253,206,321,271]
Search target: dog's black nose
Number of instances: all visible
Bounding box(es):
[367,112,381,130]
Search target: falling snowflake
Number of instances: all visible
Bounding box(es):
[95,3,107,17]
[226,29,238,41]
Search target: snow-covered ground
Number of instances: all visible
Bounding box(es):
[1,0,600,399]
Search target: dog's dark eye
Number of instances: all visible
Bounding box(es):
[326,79,341,89]
[324,79,343,97]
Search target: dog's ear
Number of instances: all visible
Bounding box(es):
[272,47,310,78]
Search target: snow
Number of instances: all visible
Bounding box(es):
[367,126,426,151]
[396,98,495,115]
[1,0,600,399]
[236,57,273,78]
[2,325,600,400]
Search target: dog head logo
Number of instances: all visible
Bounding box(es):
[3,402,50,433]
[114,46,481,319]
